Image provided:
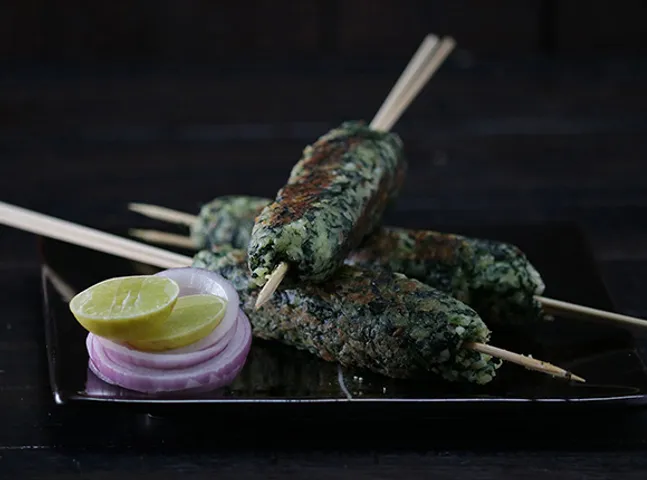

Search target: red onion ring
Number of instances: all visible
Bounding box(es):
[87,310,252,394]
[86,362,234,398]
[94,310,239,370]
[85,366,124,397]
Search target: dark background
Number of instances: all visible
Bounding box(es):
[1,0,646,60]
[2,1,647,478]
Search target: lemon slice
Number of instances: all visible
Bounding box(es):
[69,275,180,341]
[127,294,228,352]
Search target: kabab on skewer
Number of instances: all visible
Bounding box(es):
[0,200,586,384]
[130,195,546,328]
[130,192,647,331]
[246,36,457,308]
[193,245,582,384]
[247,121,407,308]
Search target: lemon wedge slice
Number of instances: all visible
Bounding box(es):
[127,294,228,352]
[69,275,180,341]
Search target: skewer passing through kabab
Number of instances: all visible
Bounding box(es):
[250,36,456,309]
[131,195,546,328]
[0,201,584,383]
[130,195,647,332]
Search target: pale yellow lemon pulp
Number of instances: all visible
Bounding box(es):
[127,294,227,352]
[69,275,180,341]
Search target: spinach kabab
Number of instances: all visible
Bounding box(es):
[246,121,407,302]
[148,195,545,326]
[193,246,500,385]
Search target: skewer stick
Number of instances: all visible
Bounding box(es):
[42,265,77,303]
[378,37,456,131]
[255,261,289,308]
[0,201,583,382]
[256,36,456,309]
[128,203,197,226]
[537,296,647,330]
[370,34,439,131]
[0,201,187,269]
[129,229,196,249]
[128,214,647,331]
[258,261,289,305]
[466,343,584,383]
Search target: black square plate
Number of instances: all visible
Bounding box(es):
[39,221,647,419]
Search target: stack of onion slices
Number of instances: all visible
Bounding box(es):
[79,268,251,394]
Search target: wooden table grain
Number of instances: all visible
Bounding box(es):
[1,58,647,478]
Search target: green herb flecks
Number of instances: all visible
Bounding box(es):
[347,228,546,326]
[191,196,270,250]
[193,246,501,385]
[247,121,407,286]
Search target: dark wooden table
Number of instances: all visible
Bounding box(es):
[2,57,647,478]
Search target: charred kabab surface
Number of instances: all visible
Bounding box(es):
[346,228,546,326]
[247,121,406,286]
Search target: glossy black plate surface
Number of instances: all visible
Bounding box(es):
[39,221,647,415]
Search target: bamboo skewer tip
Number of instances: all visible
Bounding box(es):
[129,229,196,250]
[378,37,456,132]
[466,342,585,383]
[128,202,198,226]
[370,34,440,131]
[255,262,290,309]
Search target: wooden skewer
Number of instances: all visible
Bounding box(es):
[129,228,196,249]
[128,203,196,226]
[255,261,289,308]
[537,296,647,330]
[0,201,188,269]
[378,37,456,132]
[128,205,647,332]
[466,343,585,383]
[255,36,456,309]
[0,201,583,382]
[42,264,77,303]
[370,34,440,131]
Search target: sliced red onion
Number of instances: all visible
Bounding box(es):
[86,364,234,398]
[87,310,252,394]
[95,310,239,370]
[85,365,125,397]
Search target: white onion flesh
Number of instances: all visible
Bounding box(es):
[96,310,237,370]
[87,310,252,394]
